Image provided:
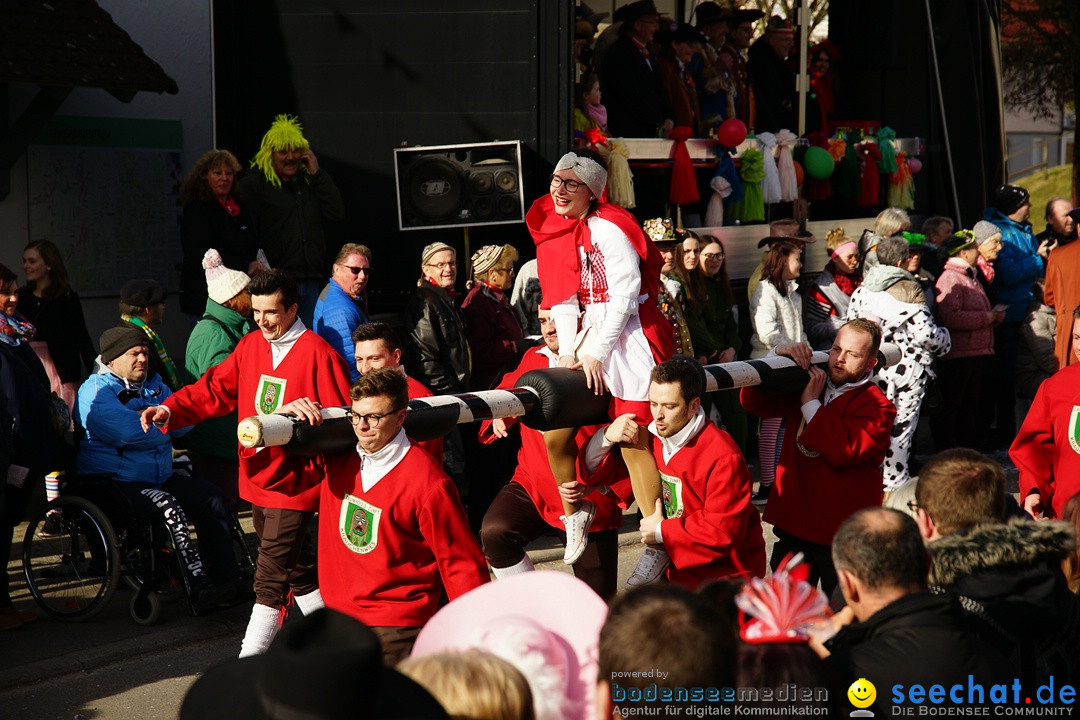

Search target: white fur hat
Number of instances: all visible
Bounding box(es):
[203,249,251,304]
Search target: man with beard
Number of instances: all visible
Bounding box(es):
[740,319,895,595]
[584,357,766,589]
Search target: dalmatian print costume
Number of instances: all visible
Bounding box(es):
[847,282,951,490]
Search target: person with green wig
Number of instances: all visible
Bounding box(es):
[238,114,345,325]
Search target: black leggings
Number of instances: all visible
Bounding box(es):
[115,475,237,584]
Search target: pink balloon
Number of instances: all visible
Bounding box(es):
[716,118,747,149]
[908,157,922,174]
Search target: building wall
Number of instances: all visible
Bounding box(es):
[0,0,214,362]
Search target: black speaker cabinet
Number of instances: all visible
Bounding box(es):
[394,141,525,231]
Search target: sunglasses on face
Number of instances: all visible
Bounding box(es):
[340,265,371,276]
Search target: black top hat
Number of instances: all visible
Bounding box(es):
[180,609,449,720]
[657,20,706,44]
[695,2,731,28]
[730,6,766,24]
[614,0,659,24]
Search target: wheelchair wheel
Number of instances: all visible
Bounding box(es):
[130,589,162,626]
[23,496,121,621]
[120,524,186,603]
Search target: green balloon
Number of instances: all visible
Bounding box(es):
[804,146,835,179]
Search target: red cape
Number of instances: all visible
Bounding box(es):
[525,194,674,362]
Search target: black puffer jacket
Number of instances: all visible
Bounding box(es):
[404,280,469,395]
[825,592,1007,715]
[928,520,1080,687]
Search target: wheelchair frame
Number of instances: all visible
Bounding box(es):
[22,475,254,625]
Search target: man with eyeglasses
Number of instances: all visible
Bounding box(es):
[319,368,487,664]
[352,321,442,463]
[141,269,351,658]
[314,243,373,380]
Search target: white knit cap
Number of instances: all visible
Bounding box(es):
[554,151,607,200]
[203,249,251,304]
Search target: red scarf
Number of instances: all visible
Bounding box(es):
[832,270,861,297]
[477,279,507,304]
[217,194,241,217]
[976,256,995,284]
[423,276,458,300]
[525,194,673,361]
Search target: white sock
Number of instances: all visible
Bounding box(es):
[490,555,534,580]
[293,589,324,615]
[238,603,282,658]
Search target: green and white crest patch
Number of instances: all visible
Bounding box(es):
[256,374,287,415]
[339,493,381,554]
[1069,406,1080,455]
[661,471,684,519]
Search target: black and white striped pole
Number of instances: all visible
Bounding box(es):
[237,344,900,452]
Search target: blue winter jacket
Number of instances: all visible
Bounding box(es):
[313,280,369,381]
[983,208,1046,323]
[75,368,186,485]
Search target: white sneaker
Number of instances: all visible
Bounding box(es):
[626,546,671,588]
[560,501,595,565]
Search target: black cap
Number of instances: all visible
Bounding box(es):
[120,278,167,306]
[99,326,148,365]
[992,184,1030,216]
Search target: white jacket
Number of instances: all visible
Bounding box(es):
[750,279,804,358]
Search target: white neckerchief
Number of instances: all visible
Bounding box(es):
[357,428,411,492]
[538,345,558,366]
[648,407,707,464]
[269,318,307,370]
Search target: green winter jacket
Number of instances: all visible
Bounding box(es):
[181,300,253,459]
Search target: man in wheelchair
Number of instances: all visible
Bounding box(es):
[75,326,243,614]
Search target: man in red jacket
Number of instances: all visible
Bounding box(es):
[740,318,896,595]
[320,368,488,664]
[1011,306,1080,519]
[584,357,766,590]
[141,270,351,657]
[479,308,626,598]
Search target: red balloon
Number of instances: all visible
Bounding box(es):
[793,160,804,187]
[716,118,748,149]
[908,157,923,174]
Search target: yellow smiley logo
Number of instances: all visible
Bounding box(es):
[847,678,876,709]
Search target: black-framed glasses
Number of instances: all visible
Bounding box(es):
[340,265,371,276]
[346,407,405,428]
[701,252,725,261]
[424,261,457,270]
[549,175,586,192]
[906,500,919,514]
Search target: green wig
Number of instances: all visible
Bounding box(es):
[252,114,311,187]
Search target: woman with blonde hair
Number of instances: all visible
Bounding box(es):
[399,650,535,720]
[805,228,861,350]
